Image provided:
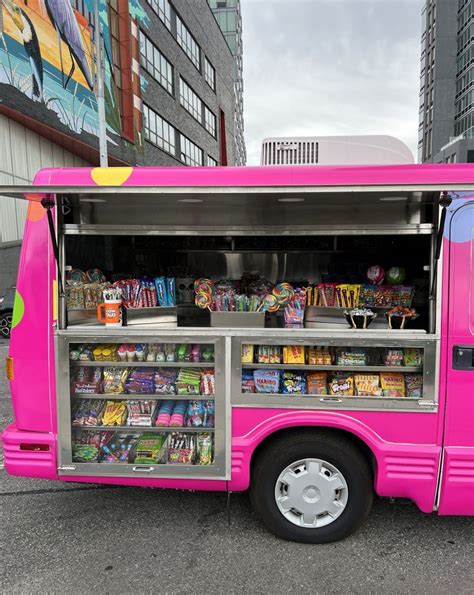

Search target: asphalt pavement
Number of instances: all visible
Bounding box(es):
[0,341,473,594]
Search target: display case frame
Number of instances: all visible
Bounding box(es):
[56,332,231,479]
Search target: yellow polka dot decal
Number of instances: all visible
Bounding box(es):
[91,167,133,186]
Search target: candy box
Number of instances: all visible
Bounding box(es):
[354,374,382,397]
[380,372,405,397]
[134,433,167,464]
[283,345,305,364]
[405,374,423,398]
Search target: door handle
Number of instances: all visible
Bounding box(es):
[453,346,474,370]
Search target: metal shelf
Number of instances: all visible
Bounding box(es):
[72,426,214,432]
[240,393,420,401]
[72,394,214,400]
[70,361,214,368]
[242,364,423,373]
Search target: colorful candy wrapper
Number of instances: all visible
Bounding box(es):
[154,277,167,307]
[166,277,176,306]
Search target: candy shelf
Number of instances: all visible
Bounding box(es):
[72,426,215,432]
[73,394,215,400]
[242,364,423,373]
[241,393,419,401]
[70,361,214,368]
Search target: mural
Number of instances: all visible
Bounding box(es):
[0,0,148,145]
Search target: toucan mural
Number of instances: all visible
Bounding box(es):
[0,0,148,143]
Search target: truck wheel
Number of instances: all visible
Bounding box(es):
[249,432,373,543]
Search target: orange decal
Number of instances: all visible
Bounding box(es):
[27,201,46,222]
[91,167,133,186]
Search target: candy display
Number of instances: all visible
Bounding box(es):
[256,346,282,364]
[403,349,423,367]
[124,369,155,394]
[71,343,214,364]
[186,400,215,428]
[336,349,368,367]
[134,433,167,464]
[101,400,127,426]
[176,368,203,395]
[307,347,332,365]
[72,400,104,426]
[386,306,418,329]
[71,367,102,394]
[307,282,415,311]
[386,267,406,285]
[66,268,110,311]
[283,345,305,364]
[110,277,177,309]
[103,367,129,394]
[168,433,195,464]
[126,401,157,426]
[405,374,423,398]
[154,369,178,394]
[344,308,376,329]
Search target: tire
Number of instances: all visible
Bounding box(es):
[0,310,13,339]
[249,430,373,543]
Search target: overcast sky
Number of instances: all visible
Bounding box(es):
[241,0,423,165]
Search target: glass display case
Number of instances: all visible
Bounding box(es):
[57,335,228,478]
[232,335,436,411]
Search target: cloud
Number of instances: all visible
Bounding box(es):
[241,0,422,164]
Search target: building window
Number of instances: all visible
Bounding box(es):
[207,155,218,166]
[179,78,202,122]
[204,57,216,90]
[146,0,171,30]
[139,30,174,94]
[143,104,176,155]
[204,105,217,137]
[180,133,203,166]
[176,15,200,70]
[108,0,123,116]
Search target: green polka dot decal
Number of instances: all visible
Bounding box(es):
[11,290,25,330]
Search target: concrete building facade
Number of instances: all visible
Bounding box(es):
[418,0,474,163]
[261,135,414,166]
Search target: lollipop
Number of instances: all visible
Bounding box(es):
[194,278,214,293]
[272,282,294,306]
[386,267,406,285]
[367,265,385,286]
[260,294,279,313]
[195,292,212,309]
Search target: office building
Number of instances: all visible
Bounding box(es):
[209,0,246,164]
[0,0,238,289]
[261,135,414,166]
[418,0,474,163]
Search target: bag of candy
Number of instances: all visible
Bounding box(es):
[186,400,205,427]
[405,374,423,398]
[281,372,307,394]
[354,374,382,396]
[242,370,256,393]
[307,372,328,395]
[380,372,405,397]
[154,368,177,394]
[203,400,215,428]
[329,373,354,396]
[254,369,280,393]
[197,433,213,465]
[403,348,423,367]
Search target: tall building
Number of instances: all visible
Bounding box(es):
[0,0,238,289]
[261,136,414,166]
[209,0,246,165]
[418,0,474,163]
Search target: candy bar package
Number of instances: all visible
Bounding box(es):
[124,368,155,394]
[283,345,305,364]
[203,400,215,428]
[154,368,177,394]
[307,372,328,395]
[134,432,167,464]
[281,372,307,394]
[242,371,256,393]
[72,399,104,426]
[403,348,423,367]
[126,400,157,426]
[383,349,404,367]
[336,349,368,367]
[405,374,423,398]
[241,344,254,363]
[71,366,102,394]
[354,374,382,397]
[380,372,405,397]
[99,433,139,464]
[168,432,196,465]
[254,369,281,393]
[197,433,213,465]
[155,400,174,427]
[101,400,128,426]
[329,373,354,396]
[307,347,332,366]
[200,370,215,395]
[176,368,202,395]
[170,400,187,427]
[103,367,129,394]
[201,345,214,363]
[257,345,270,364]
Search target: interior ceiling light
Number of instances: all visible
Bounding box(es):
[379,196,408,202]
[178,198,203,203]
[278,197,305,203]
[79,198,106,203]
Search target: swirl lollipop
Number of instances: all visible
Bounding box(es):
[260,294,279,313]
[195,292,212,309]
[272,282,294,306]
[194,278,214,293]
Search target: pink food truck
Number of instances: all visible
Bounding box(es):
[2,164,473,543]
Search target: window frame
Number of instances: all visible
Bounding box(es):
[138,29,174,96]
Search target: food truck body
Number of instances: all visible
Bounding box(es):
[2,164,473,543]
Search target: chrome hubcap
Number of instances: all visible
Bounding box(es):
[0,315,12,338]
[274,458,349,528]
